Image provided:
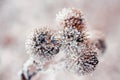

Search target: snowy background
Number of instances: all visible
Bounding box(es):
[0,0,120,80]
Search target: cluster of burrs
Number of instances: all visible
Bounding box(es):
[20,8,106,80]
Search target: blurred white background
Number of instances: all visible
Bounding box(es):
[0,0,120,80]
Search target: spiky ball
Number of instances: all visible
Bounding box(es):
[64,43,99,75]
[56,8,85,31]
[25,27,61,65]
[61,27,87,46]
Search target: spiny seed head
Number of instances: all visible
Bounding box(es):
[56,8,85,31]
[89,30,106,54]
[60,26,87,47]
[25,27,61,65]
[95,38,106,53]
[65,42,99,75]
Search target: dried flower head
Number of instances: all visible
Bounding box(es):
[89,30,106,54]
[60,26,87,47]
[64,42,99,75]
[95,38,106,53]
[56,8,85,31]
[25,27,61,65]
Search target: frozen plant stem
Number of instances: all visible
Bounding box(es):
[20,59,42,80]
